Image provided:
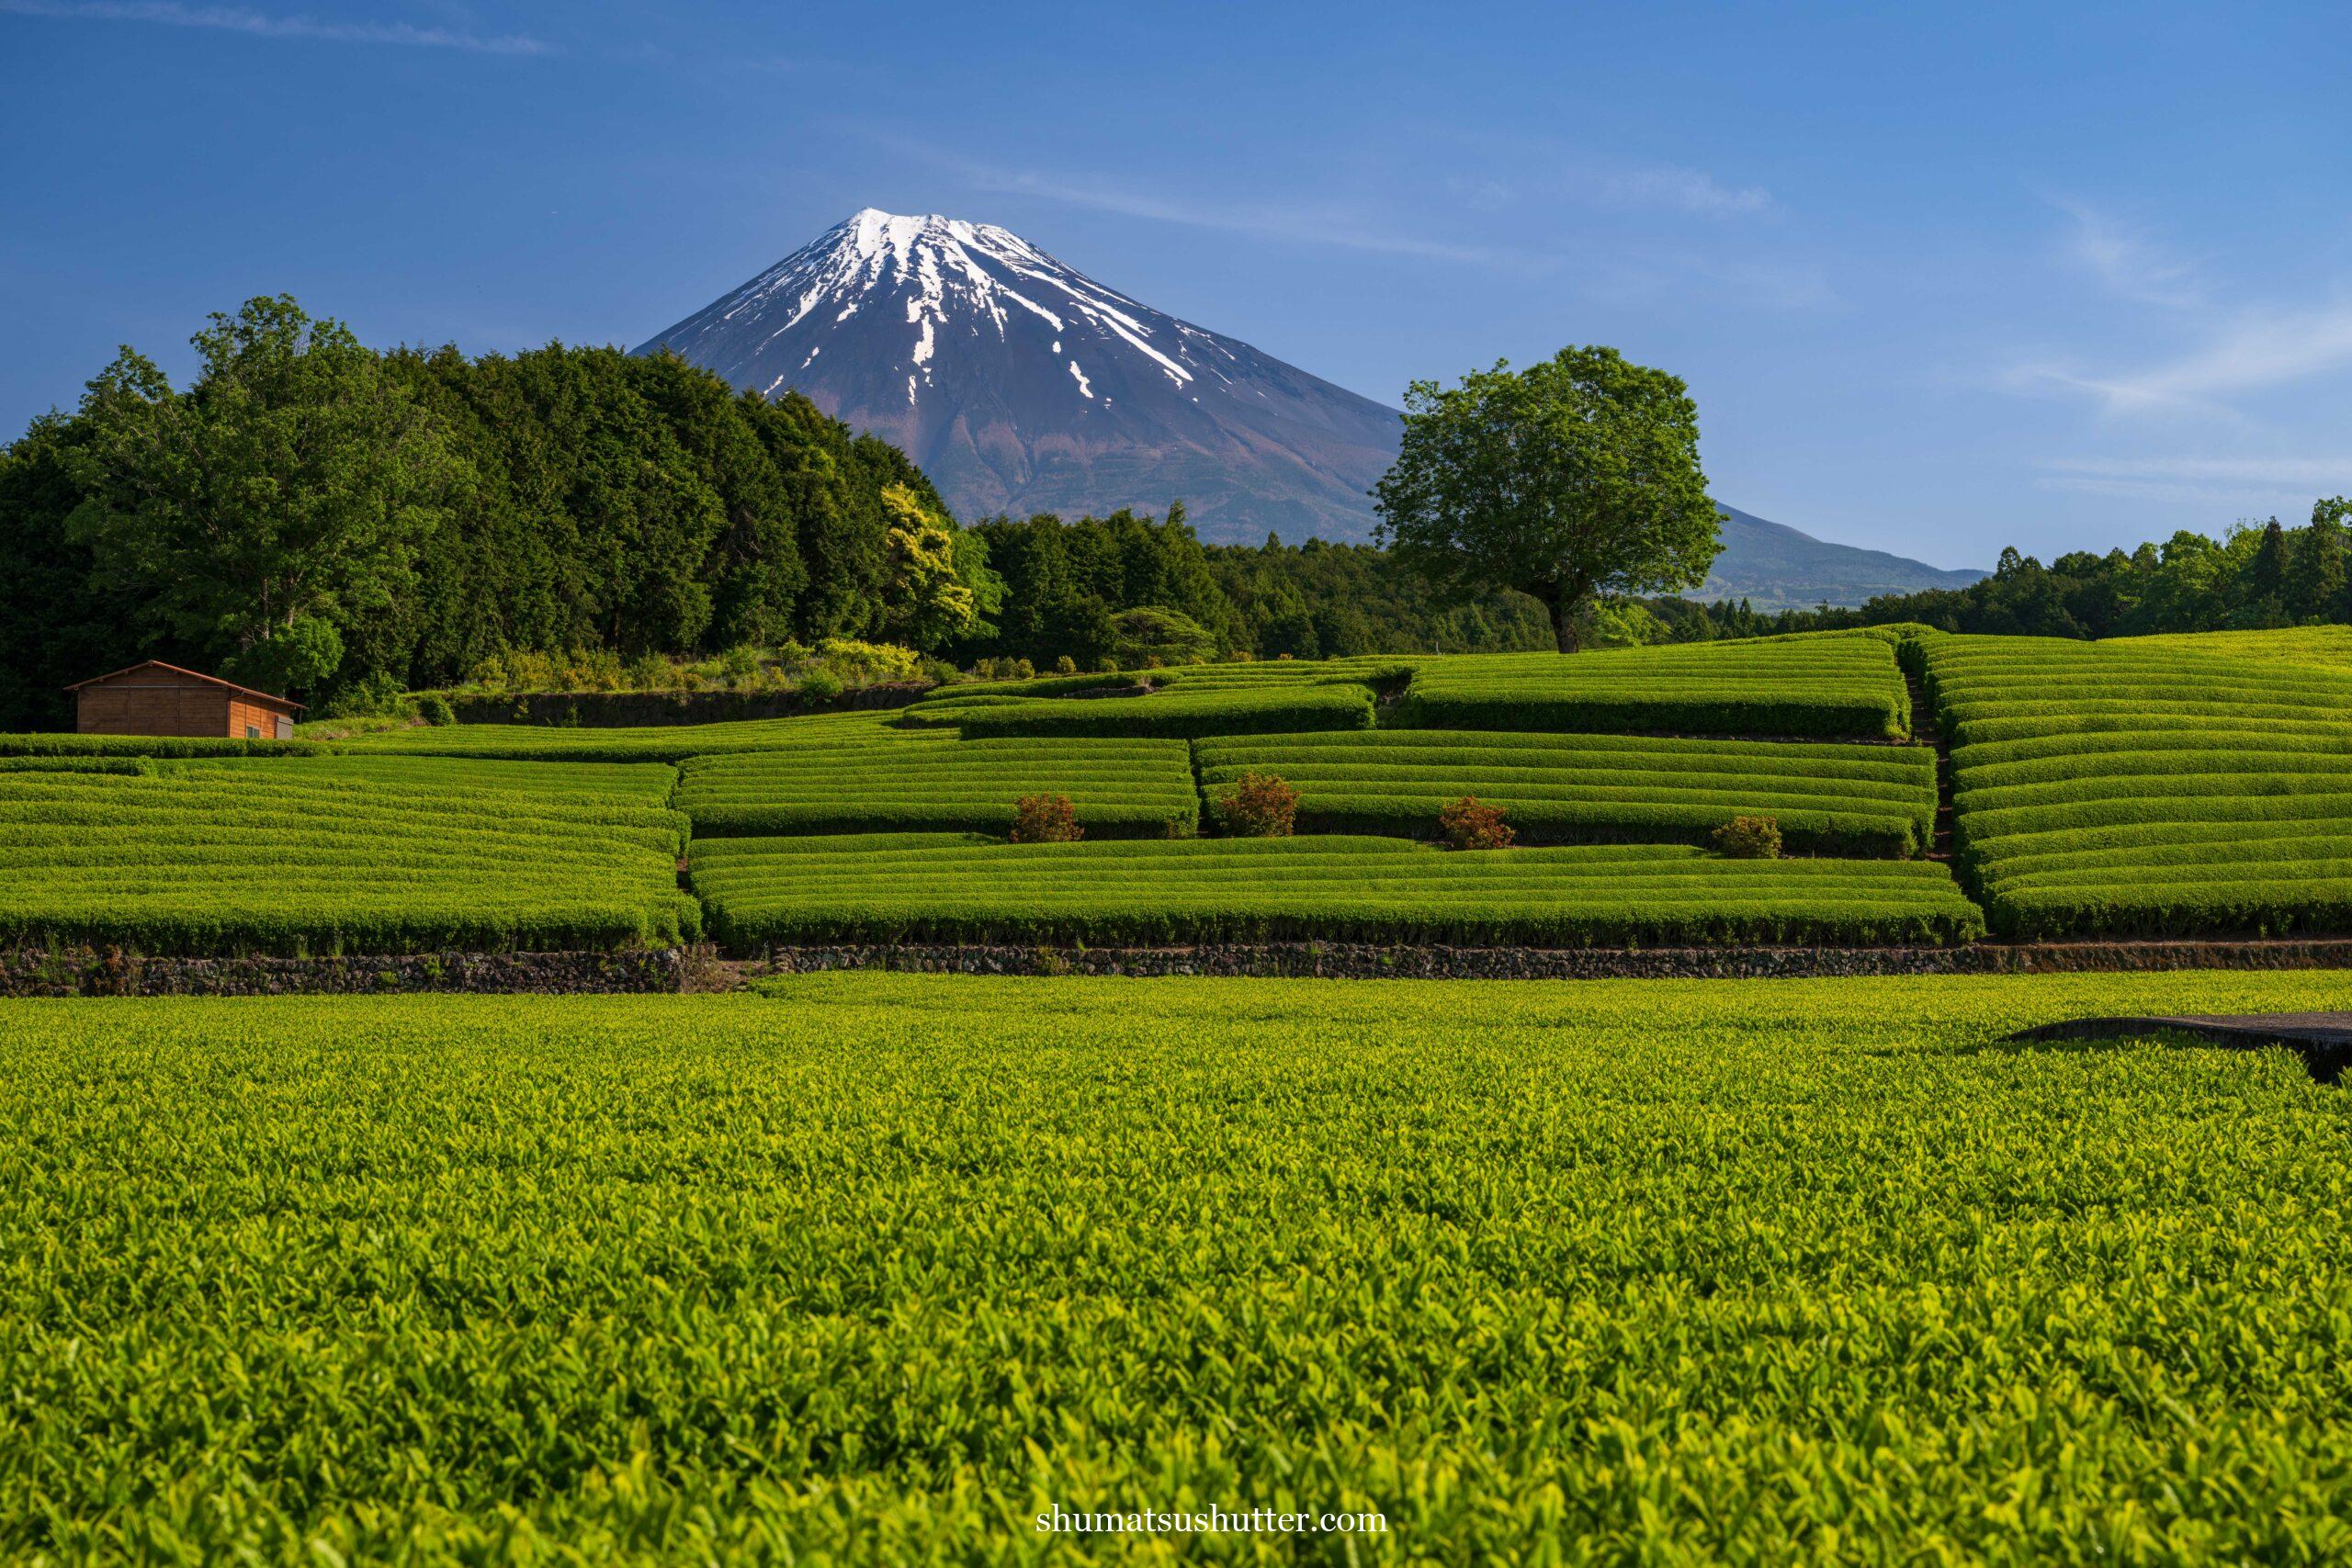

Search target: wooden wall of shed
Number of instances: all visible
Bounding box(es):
[75,670,233,737]
[226,697,294,739]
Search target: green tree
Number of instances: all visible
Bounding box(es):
[62,296,467,693]
[2293,497,2348,620]
[877,484,978,649]
[1374,346,1718,652]
[1108,605,1216,668]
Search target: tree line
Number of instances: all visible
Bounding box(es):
[2,298,2343,728]
[0,298,995,728]
[1703,506,2352,641]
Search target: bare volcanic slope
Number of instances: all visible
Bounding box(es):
[634,209,1401,541]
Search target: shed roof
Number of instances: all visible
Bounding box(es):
[64,660,307,712]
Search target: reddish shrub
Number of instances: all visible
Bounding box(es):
[1440,795,1515,851]
[1010,793,1082,843]
[1217,771,1299,837]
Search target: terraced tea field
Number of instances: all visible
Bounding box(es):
[1394,629,1911,739]
[3,626,2346,953]
[677,715,1198,837]
[1919,631,2352,939]
[0,755,695,952]
[4,973,2346,1560]
[906,679,1379,739]
[690,832,1983,947]
[1197,728,1936,854]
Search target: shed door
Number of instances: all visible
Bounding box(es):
[275,715,294,739]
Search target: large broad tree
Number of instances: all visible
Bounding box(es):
[1374,346,1719,652]
[62,295,469,694]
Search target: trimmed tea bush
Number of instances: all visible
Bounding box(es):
[6,974,2349,1557]
[690,834,1984,949]
[1393,630,1910,739]
[675,715,1196,838]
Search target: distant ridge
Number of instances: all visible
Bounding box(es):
[1707,506,1985,610]
[638,209,1984,607]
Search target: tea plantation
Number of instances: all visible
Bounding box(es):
[0,626,2346,950]
[691,833,1984,947]
[3,973,2346,1561]
[1916,630,2352,939]
[1197,728,1937,853]
[0,755,695,953]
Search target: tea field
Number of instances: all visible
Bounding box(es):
[1196,728,1936,853]
[0,754,695,953]
[690,833,1983,948]
[1916,630,2352,939]
[1,626,2347,952]
[3,972,2347,1562]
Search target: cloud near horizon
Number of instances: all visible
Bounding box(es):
[2010,299,2352,414]
[0,0,552,54]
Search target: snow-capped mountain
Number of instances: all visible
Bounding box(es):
[633,209,1404,540]
[636,209,1985,602]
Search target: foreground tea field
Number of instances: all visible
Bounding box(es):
[1,974,2346,1562]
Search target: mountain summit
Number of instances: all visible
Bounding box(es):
[637,209,1983,604]
[633,209,1403,539]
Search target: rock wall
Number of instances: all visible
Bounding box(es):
[0,948,691,998]
[749,939,2352,980]
[9,940,2349,996]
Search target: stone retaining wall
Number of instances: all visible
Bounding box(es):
[8,939,2349,996]
[0,948,690,998]
[750,938,2352,981]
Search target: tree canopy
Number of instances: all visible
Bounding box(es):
[1374,346,1719,651]
[0,299,986,726]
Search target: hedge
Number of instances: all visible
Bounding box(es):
[1392,632,1911,739]
[945,684,1377,740]
[689,834,1984,950]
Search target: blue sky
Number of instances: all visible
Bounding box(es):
[3,1,2347,570]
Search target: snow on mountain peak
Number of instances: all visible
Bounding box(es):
[633,210,1408,540]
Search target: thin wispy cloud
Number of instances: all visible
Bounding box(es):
[1598,165,1773,219]
[0,0,552,54]
[918,151,1537,270]
[2008,299,2352,414]
[2048,196,2201,307]
[2038,454,2352,507]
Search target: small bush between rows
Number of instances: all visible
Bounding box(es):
[1441,797,1514,852]
[1216,773,1299,837]
[1712,816,1783,859]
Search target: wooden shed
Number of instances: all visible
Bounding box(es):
[66,660,304,739]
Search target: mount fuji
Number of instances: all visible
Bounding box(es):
[636,209,1984,604]
[633,209,1403,540]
